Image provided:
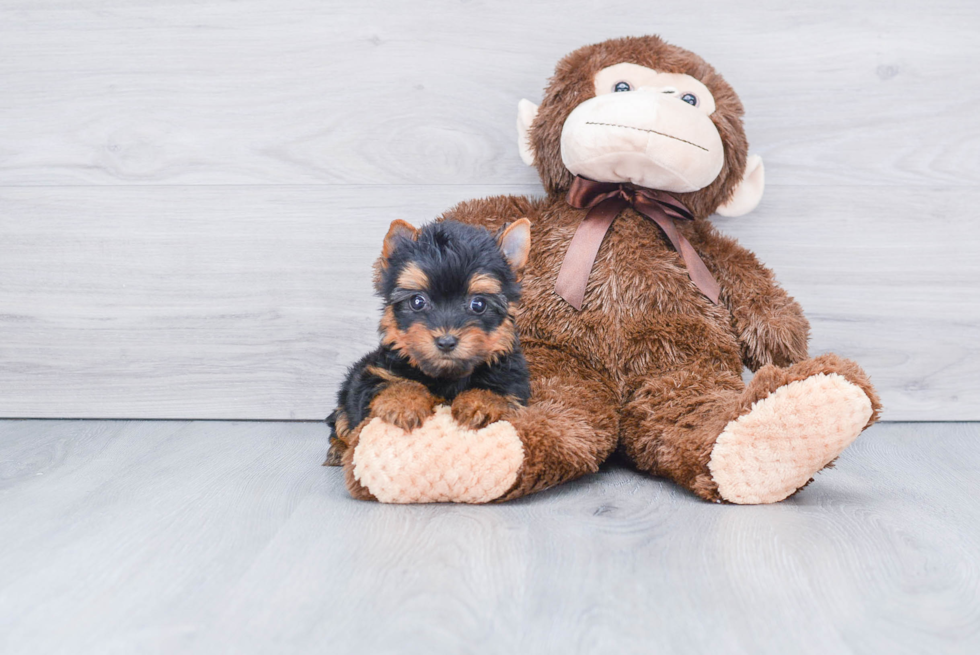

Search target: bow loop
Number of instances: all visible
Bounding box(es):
[554,176,721,310]
[566,177,629,209]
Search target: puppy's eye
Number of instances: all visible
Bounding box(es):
[469,297,487,314]
[613,81,631,92]
[681,93,698,106]
[409,294,427,311]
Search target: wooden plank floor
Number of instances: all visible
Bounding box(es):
[1,420,977,654]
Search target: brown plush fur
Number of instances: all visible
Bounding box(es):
[344,36,881,502]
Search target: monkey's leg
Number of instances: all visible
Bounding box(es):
[620,354,881,504]
[340,344,619,503]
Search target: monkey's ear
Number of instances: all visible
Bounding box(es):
[382,219,417,262]
[716,155,765,217]
[498,218,532,274]
[516,99,539,166]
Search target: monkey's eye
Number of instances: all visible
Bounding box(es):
[613,81,631,92]
[681,93,699,106]
[409,294,427,311]
[469,297,487,314]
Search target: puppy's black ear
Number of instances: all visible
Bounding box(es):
[497,218,531,275]
[381,220,417,266]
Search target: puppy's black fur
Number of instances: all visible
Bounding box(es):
[324,220,531,466]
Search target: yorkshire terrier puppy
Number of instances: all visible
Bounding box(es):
[324,218,532,466]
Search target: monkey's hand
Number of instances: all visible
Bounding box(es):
[451,389,517,430]
[733,294,810,370]
[369,381,440,432]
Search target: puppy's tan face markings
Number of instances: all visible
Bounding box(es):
[402,318,515,377]
[467,273,502,296]
[380,305,464,376]
[455,319,516,364]
[381,307,516,378]
[396,262,429,292]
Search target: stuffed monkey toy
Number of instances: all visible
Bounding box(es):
[335,35,881,504]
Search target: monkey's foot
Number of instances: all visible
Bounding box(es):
[350,406,524,503]
[708,373,874,504]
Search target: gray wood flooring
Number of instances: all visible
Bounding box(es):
[1,1,979,421]
[1,419,978,654]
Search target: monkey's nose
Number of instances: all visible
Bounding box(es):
[435,335,458,353]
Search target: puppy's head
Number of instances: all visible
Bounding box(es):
[375,218,531,378]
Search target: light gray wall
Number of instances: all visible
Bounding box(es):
[1,1,977,420]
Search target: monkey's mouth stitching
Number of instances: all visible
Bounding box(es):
[585,121,709,152]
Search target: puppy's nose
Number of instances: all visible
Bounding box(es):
[435,335,458,353]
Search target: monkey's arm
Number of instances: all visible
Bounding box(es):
[689,220,810,371]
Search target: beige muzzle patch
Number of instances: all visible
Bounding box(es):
[560,91,724,192]
[352,406,524,504]
[708,373,874,504]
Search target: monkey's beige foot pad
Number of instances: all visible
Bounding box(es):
[352,406,524,504]
[708,373,874,505]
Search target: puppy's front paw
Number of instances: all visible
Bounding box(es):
[451,389,516,430]
[322,439,346,466]
[370,381,439,431]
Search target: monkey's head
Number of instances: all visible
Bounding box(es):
[517,36,764,219]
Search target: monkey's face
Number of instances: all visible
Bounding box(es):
[559,63,725,193]
[516,36,765,218]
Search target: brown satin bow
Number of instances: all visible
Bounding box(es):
[554,176,721,310]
